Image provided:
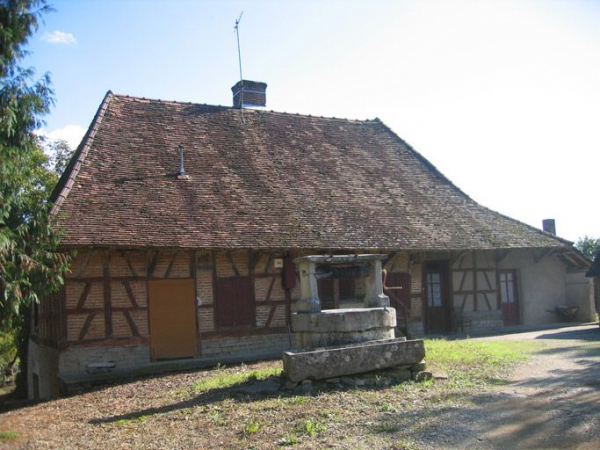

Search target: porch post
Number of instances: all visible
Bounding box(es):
[363,259,390,308]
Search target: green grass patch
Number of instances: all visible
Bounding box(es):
[114,415,151,426]
[243,418,264,436]
[0,430,19,440]
[294,418,327,436]
[424,339,540,388]
[193,365,282,393]
[392,438,421,450]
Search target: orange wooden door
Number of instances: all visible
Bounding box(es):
[148,278,197,360]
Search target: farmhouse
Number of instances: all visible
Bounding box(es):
[29,82,595,399]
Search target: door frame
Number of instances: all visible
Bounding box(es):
[423,260,452,334]
[499,269,520,326]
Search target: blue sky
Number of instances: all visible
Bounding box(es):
[28,0,600,242]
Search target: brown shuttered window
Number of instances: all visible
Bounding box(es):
[215,276,255,327]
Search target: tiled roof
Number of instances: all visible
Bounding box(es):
[51,91,571,251]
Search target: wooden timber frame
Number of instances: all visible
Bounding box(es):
[30,248,439,356]
[33,248,297,353]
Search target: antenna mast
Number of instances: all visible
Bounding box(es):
[234,11,244,82]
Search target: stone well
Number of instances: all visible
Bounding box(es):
[291,254,396,350]
[284,254,425,382]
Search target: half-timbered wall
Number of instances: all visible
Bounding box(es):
[383,252,424,338]
[451,251,503,333]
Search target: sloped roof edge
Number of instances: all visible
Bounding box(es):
[50,90,114,216]
[373,118,574,249]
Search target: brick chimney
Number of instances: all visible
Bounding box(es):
[231,80,267,108]
[542,219,556,235]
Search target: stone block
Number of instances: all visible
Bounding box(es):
[292,308,396,332]
[410,359,427,372]
[282,338,425,383]
[412,371,433,382]
[292,307,397,350]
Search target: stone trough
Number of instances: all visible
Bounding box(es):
[282,337,425,383]
[284,254,427,383]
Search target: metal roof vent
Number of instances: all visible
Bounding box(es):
[177,145,189,180]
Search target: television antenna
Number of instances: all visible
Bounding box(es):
[234,11,244,83]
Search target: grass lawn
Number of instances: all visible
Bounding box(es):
[0,338,541,449]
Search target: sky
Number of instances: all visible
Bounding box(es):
[27,0,600,243]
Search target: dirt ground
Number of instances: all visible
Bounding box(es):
[414,324,600,450]
[0,324,598,450]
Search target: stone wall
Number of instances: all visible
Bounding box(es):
[28,340,61,399]
[201,333,294,358]
[59,342,150,377]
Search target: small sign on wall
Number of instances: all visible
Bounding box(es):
[273,258,284,268]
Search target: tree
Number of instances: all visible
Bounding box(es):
[0,0,70,398]
[43,137,74,176]
[575,236,600,260]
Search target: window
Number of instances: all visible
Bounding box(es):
[426,273,442,307]
[215,276,255,327]
[499,271,515,304]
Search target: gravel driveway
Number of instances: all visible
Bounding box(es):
[415,324,600,450]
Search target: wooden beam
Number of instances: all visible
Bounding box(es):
[383,252,398,270]
[482,271,494,291]
[263,253,274,274]
[79,313,96,341]
[123,311,140,337]
[164,251,179,278]
[483,293,492,311]
[265,305,277,328]
[75,282,92,310]
[450,251,468,268]
[103,252,113,337]
[457,271,467,291]
[74,251,92,279]
[265,276,276,302]
[534,248,555,264]
[495,249,510,264]
[147,250,160,277]
[226,251,240,277]
[124,252,139,278]
[460,294,468,312]
[122,280,139,308]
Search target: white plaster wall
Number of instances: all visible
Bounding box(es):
[28,340,61,399]
[565,269,595,322]
[499,249,566,326]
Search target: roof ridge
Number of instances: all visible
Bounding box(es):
[50,90,115,216]
[110,92,373,124]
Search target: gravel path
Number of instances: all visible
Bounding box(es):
[416,324,600,450]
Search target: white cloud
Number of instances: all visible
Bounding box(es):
[40,124,86,150]
[41,30,77,45]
